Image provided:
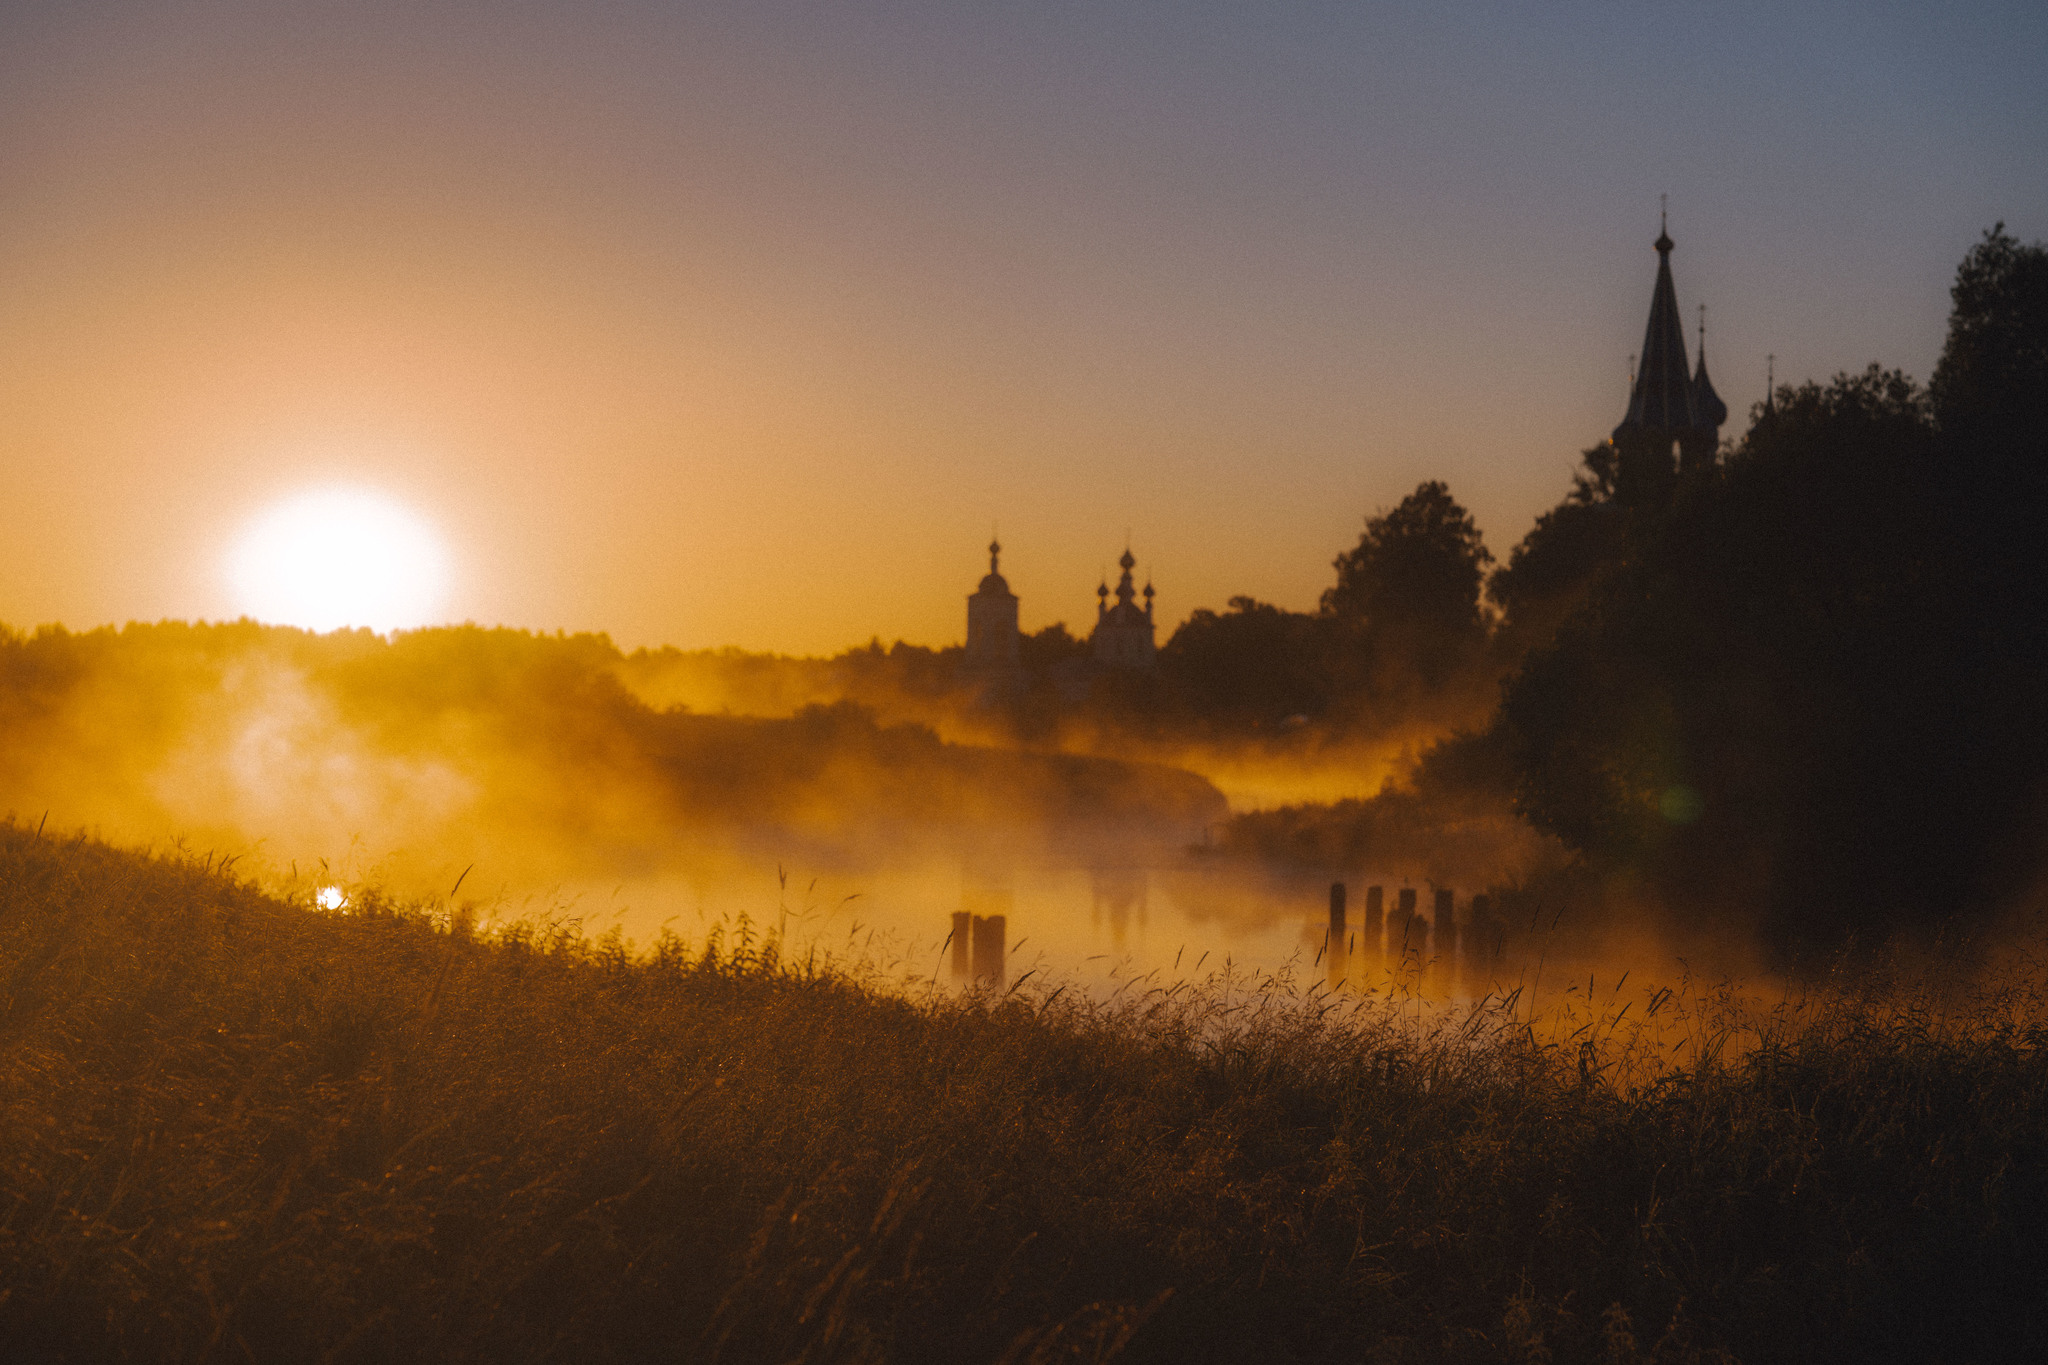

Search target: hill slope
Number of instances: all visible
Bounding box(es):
[2,824,2043,1362]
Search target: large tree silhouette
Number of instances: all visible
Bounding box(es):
[1322,480,1492,692]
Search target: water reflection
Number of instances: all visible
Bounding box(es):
[508,841,1769,1023]
[939,864,1562,1006]
[1090,865,1147,951]
[955,853,1013,985]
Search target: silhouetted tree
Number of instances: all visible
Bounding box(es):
[1932,224,2048,458]
[1927,224,2048,896]
[1488,450,1628,654]
[1018,622,1090,672]
[1157,597,1330,727]
[1322,480,1492,692]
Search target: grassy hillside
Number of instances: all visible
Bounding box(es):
[2,822,2043,1362]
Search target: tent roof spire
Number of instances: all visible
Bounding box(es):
[1692,303,1727,429]
[1613,211,1698,440]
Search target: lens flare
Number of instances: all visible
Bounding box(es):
[228,489,450,632]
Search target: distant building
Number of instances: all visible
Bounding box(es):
[1090,548,1155,670]
[962,538,1021,687]
[1610,214,1726,506]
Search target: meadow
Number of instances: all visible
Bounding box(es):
[5,821,2044,1362]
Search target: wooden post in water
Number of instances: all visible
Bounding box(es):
[1327,882,1347,989]
[1364,885,1384,957]
[1393,888,1417,961]
[971,913,1006,985]
[950,910,973,979]
[1434,887,1458,959]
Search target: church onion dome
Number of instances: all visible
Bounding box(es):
[976,539,1014,597]
[1613,224,1699,441]
[1099,547,1148,625]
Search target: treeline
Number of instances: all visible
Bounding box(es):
[1025,478,1500,742]
[0,621,1225,881]
[614,479,1505,750]
[1133,478,1498,737]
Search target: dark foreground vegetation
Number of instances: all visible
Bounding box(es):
[5,825,2044,1363]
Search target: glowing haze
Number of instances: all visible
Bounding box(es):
[0,1,2041,652]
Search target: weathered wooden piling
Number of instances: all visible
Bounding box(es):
[1392,888,1417,958]
[971,913,1006,985]
[1434,887,1458,958]
[1327,882,1348,989]
[950,910,973,978]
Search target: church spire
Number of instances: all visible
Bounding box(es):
[1613,217,1698,441]
[1692,303,1727,430]
[963,531,1020,681]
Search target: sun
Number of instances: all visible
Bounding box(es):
[227,488,452,632]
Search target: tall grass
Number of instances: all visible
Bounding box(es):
[2,821,2043,1362]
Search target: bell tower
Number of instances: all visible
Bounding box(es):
[964,538,1020,674]
[1609,209,1724,504]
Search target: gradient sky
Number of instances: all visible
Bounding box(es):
[3,0,2043,653]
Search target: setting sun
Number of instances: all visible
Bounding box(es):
[226,488,451,633]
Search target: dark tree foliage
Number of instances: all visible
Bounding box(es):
[1505,369,1941,903]
[1018,622,1090,672]
[1086,483,1496,739]
[1322,480,1493,689]
[1156,597,1330,725]
[1323,480,1492,629]
[1487,452,1628,652]
[830,638,963,700]
[1501,227,2048,945]
[1928,225,2048,678]
[1932,224,2048,456]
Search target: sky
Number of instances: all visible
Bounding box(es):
[2,0,2043,654]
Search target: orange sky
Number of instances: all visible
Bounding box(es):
[2,2,2041,653]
